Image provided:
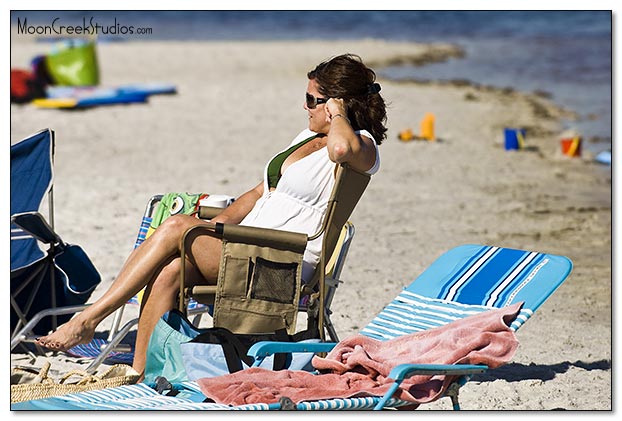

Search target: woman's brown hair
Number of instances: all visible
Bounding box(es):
[307,54,387,144]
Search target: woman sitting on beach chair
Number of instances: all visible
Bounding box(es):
[36,53,388,378]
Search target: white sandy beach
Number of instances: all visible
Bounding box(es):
[10,39,612,410]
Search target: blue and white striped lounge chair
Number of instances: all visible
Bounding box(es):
[11,244,572,411]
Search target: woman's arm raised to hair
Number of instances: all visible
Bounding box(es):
[325,98,377,172]
[209,181,264,225]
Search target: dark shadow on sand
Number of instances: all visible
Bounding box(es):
[471,359,611,383]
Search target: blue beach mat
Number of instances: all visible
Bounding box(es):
[33,83,177,109]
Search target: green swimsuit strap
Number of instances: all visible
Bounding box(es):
[267,134,318,189]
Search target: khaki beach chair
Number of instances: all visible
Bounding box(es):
[179,163,371,340]
[67,162,370,371]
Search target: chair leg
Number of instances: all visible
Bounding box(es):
[15,342,38,360]
[445,382,462,410]
[107,307,126,342]
[191,313,203,326]
[11,264,48,338]
[305,295,320,335]
[11,295,31,339]
[86,318,139,373]
[323,308,339,342]
[48,256,58,332]
[322,277,341,342]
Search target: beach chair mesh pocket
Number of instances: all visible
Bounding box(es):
[250,257,297,304]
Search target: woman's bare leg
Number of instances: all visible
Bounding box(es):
[35,214,221,351]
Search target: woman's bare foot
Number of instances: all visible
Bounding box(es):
[35,317,96,351]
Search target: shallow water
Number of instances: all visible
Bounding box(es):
[12,10,612,151]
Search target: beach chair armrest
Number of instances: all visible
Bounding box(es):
[388,363,488,381]
[372,363,489,411]
[248,341,337,365]
[197,206,224,220]
[11,211,63,245]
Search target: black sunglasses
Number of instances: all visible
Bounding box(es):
[305,92,329,109]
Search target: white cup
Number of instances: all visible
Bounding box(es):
[199,194,234,208]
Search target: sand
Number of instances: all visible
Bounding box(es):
[9,39,612,410]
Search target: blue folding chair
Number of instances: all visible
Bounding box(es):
[11,129,101,351]
[12,244,572,410]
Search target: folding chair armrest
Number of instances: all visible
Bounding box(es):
[180,222,308,252]
[248,341,337,366]
[197,206,224,220]
[373,363,488,410]
[11,211,63,245]
[219,223,308,252]
[387,363,488,381]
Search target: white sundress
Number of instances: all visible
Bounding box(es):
[240,128,380,281]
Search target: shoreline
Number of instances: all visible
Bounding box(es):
[9,34,596,130]
[10,39,611,410]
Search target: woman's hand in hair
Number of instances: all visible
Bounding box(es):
[325,98,347,123]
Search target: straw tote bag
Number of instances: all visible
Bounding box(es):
[11,361,140,403]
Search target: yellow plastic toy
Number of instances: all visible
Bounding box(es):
[420,112,435,141]
[398,128,415,142]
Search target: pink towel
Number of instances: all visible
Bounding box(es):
[197,302,523,406]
